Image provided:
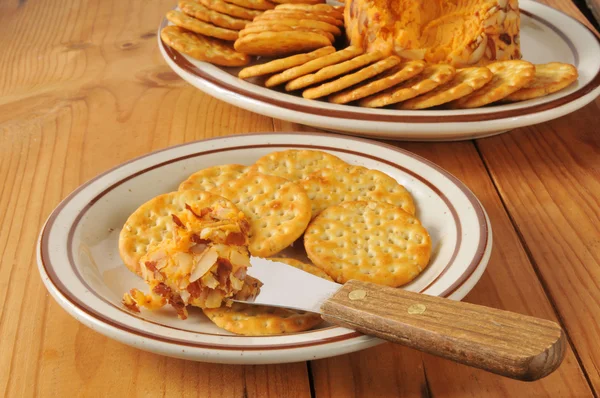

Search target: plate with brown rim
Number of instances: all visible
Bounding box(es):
[37,132,492,364]
[158,0,600,141]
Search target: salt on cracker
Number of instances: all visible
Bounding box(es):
[160,26,250,67]
[303,56,401,99]
[299,165,415,218]
[238,46,335,79]
[265,46,363,88]
[286,51,384,92]
[398,67,493,110]
[203,303,322,335]
[238,25,335,44]
[304,201,431,287]
[222,0,276,11]
[198,0,263,20]
[359,64,456,108]
[234,31,331,57]
[329,60,426,104]
[504,62,578,102]
[246,18,341,35]
[250,149,348,181]
[256,10,343,26]
[449,60,535,108]
[178,164,249,191]
[268,257,334,281]
[119,190,242,276]
[166,10,239,41]
[178,0,248,30]
[210,172,311,257]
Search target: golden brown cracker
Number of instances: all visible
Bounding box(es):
[160,26,250,66]
[286,51,384,91]
[210,173,311,257]
[234,31,331,56]
[299,165,415,218]
[303,55,401,99]
[328,60,426,104]
[178,164,250,191]
[238,24,335,43]
[304,201,431,287]
[268,257,334,281]
[203,303,322,335]
[197,0,263,20]
[222,0,276,11]
[504,62,578,102]
[359,64,456,108]
[256,10,343,26]
[178,0,249,30]
[251,149,348,180]
[166,10,239,41]
[398,67,493,109]
[247,18,341,35]
[238,46,335,79]
[449,60,535,108]
[265,46,363,87]
[270,0,325,5]
[275,3,343,18]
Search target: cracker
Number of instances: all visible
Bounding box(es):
[247,18,341,35]
[178,164,249,191]
[270,0,325,5]
[160,26,250,66]
[250,149,348,180]
[303,55,401,99]
[328,60,426,104]
[449,60,535,108]
[166,10,239,41]
[178,0,249,30]
[268,257,334,281]
[275,3,344,19]
[234,31,331,57]
[286,51,384,91]
[238,25,335,44]
[197,0,263,20]
[299,165,415,218]
[238,46,335,79]
[504,62,578,102]
[304,201,431,287]
[359,64,456,108]
[203,303,322,335]
[119,190,243,276]
[398,67,493,110]
[256,10,343,26]
[265,46,363,88]
[222,0,276,11]
[210,172,311,257]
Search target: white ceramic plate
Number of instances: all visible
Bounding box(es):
[37,133,492,364]
[158,1,600,141]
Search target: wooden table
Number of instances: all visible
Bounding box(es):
[1,0,598,396]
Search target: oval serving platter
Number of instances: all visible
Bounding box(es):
[159,0,600,141]
[37,133,492,364]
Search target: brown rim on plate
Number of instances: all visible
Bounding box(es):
[159,8,600,123]
[40,133,489,350]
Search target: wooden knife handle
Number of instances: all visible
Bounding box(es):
[320,280,565,381]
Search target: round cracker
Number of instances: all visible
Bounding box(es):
[359,64,456,108]
[238,24,335,44]
[234,31,331,57]
[275,3,342,18]
[304,201,431,287]
[203,303,323,335]
[178,0,249,30]
[222,0,276,10]
[160,26,250,66]
[210,172,311,257]
[270,0,325,5]
[166,10,239,41]
[449,60,535,108]
[250,149,348,180]
[256,10,343,26]
[197,0,263,20]
[268,257,334,281]
[119,190,242,276]
[178,164,250,191]
[238,46,335,79]
[398,67,493,109]
[286,51,384,91]
[504,62,578,102]
[329,60,426,104]
[299,165,415,218]
[247,18,341,35]
[303,55,401,99]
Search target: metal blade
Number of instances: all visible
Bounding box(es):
[239,257,342,314]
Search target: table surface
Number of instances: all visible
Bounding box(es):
[1,0,599,396]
